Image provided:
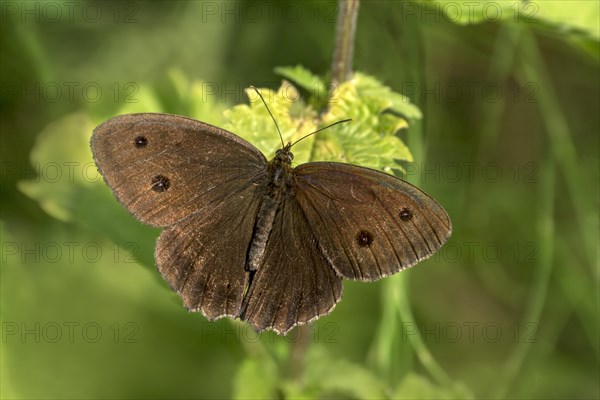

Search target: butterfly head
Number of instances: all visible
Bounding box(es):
[274,145,294,166]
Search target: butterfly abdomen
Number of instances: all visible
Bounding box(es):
[245,154,294,272]
[246,194,280,272]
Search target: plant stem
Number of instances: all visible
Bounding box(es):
[287,325,311,381]
[331,0,360,85]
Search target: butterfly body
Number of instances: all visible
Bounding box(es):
[92,113,451,334]
[246,146,294,272]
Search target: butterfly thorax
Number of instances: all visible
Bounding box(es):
[245,146,295,273]
[268,146,294,192]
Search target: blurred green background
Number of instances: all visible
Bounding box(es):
[1,1,598,399]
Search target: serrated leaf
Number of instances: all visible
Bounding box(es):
[222,72,419,173]
[318,74,415,172]
[275,65,326,93]
[353,72,422,120]
[223,83,318,164]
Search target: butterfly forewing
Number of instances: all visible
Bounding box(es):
[293,162,452,281]
[91,113,268,227]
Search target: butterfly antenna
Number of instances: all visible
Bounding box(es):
[250,86,285,149]
[289,118,352,148]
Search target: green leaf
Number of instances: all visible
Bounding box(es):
[392,373,474,399]
[17,112,158,266]
[223,83,319,164]
[274,65,332,110]
[531,1,600,40]
[353,72,422,121]
[156,68,228,125]
[420,0,527,25]
[318,73,415,172]
[232,356,279,400]
[275,65,325,93]
[422,0,599,40]
[18,112,96,223]
[225,72,419,174]
[96,68,228,126]
[296,345,388,399]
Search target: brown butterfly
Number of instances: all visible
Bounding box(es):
[91,89,451,334]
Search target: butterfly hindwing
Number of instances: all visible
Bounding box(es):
[293,162,452,281]
[155,181,263,320]
[240,194,343,334]
[91,113,268,227]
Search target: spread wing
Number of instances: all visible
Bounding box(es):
[155,183,262,320]
[91,113,267,227]
[293,162,452,281]
[92,113,270,320]
[240,195,343,334]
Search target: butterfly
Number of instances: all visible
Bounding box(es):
[91,88,451,334]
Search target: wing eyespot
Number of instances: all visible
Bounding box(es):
[399,207,413,221]
[151,175,170,192]
[134,135,148,148]
[356,230,374,247]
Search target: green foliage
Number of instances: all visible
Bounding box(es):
[275,65,326,95]
[232,356,279,399]
[297,345,389,399]
[224,71,416,171]
[223,82,319,163]
[392,373,473,399]
[423,0,599,39]
[18,113,95,222]
[421,0,600,58]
